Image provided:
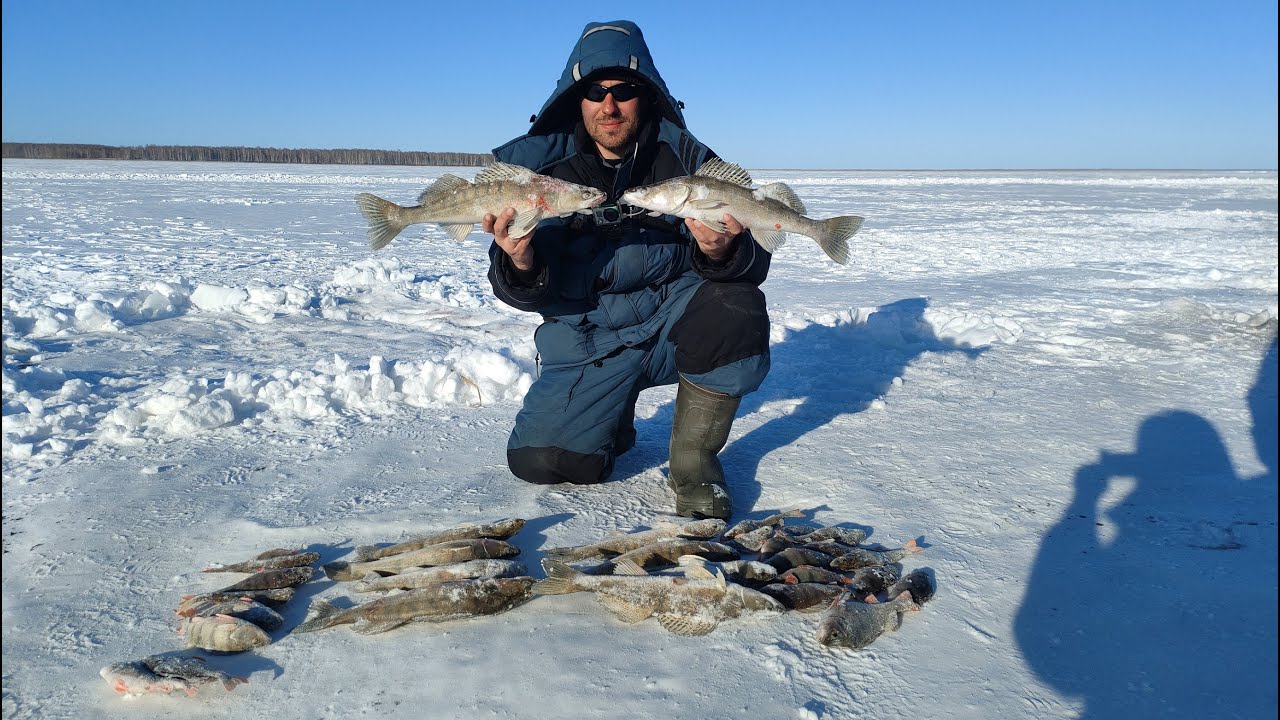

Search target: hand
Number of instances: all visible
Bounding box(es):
[685,214,744,262]
[483,208,535,270]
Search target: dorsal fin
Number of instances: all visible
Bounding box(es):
[474,161,537,185]
[417,174,471,205]
[756,182,806,214]
[694,157,753,187]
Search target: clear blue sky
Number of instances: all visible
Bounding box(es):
[3,0,1276,169]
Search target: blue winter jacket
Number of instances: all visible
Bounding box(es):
[487,20,771,370]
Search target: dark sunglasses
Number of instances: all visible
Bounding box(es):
[584,83,643,103]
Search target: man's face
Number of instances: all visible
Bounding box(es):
[580,79,644,160]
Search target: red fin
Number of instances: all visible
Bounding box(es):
[865,594,879,604]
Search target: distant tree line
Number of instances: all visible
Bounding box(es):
[1,143,494,166]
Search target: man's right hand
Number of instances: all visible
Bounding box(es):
[484,208,535,271]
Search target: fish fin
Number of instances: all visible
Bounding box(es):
[611,557,649,576]
[865,594,879,604]
[597,594,654,624]
[657,613,719,636]
[904,537,923,554]
[811,215,862,265]
[507,210,543,240]
[352,619,408,635]
[532,559,582,595]
[646,210,663,217]
[675,555,716,580]
[688,199,729,211]
[474,162,536,184]
[355,193,410,251]
[696,217,727,233]
[416,174,471,204]
[293,600,344,633]
[201,564,225,572]
[443,223,474,242]
[751,229,787,254]
[694,157,753,186]
[223,676,249,692]
[183,687,198,698]
[755,182,806,214]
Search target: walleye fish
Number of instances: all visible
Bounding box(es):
[585,539,740,576]
[678,556,779,583]
[141,655,248,693]
[213,566,314,593]
[535,558,783,636]
[177,614,272,652]
[295,576,535,634]
[763,547,835,573]
[793,526,869,546]
[620,158,863,265]
[780,565,851,585]
[177,587,295,615]
[323,538,519,582]
[829,538,922,571]
[761,582,848,612]
[729,525,778,552]
[202,550,320,573]
[816,590,920,649]
[101,661,198,698]
[356,163,606,250]
[543,518,727,562]
[354,517,526,562]
[845,564,901,595]
[351,559,528,593]
[177,596,285,631]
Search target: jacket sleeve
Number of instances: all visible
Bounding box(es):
[688,227,771,286]
[488,242,553,311]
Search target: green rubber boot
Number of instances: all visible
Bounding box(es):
[668,375,741,519]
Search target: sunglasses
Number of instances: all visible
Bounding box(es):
[584,83,643,103]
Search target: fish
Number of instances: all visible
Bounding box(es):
[214,565,314,592]
[885,568,936,605]
[728,525,777,552]
[543,518,727,562]
[350,559,528,593]
[677,556,779,584]
[760,582,848,612]
[356,163,606,250]
[816,590,920,649]
[534,558,783,636]
[141,655,248,693]
[829,539,922,571]
[620,158,864,265]
[294,576,536,634]
[202,550,320,573]
[323,538,519,582]
[177,614,272,652]
[845,564,901,595]
[585,539,740,576]
[780,565,851,585]
[177,596,285,631]
[176,587,295,615]
[792,527,869,546]
[722,509,807,540]
[354,518,526,562]
[100,661,198,698]
[763,547,835,573]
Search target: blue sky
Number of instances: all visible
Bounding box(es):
[2,1,1276,169]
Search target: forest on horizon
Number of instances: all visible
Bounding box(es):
[1,143,494,166]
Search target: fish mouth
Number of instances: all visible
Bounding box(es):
[587,192,607,208]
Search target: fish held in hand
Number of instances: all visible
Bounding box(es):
[295,576,536,634]
[621,158,863,265]
[356,163,605,250]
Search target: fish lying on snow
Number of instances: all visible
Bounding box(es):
[620,158,864,265]
[177,614,272,652]
[816,590,920,649]
[829,538,923,571]
[142,655,247,693]
[722,509,807,540]
[176,587,295,615]
[213,566,314,593]
[295,577,536,634]
[202,550,319,573]
[324,538,519,582]
[584,539,739,576]
[356,163,605,249]
[101,655,248,698]
[355,518,526,562]
[543,518,726,562]
[534,558,783,636]
[351,559,528,593]
[175,596,285,631]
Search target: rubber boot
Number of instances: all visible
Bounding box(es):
[668,375,741,519]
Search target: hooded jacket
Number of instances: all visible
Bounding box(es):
[487,20,770,369]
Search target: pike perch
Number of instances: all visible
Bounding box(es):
[323,538,519,582]
[354,517,526,562]
[543,518,727,562]
[351,559,528,593]
[295,576,536,634]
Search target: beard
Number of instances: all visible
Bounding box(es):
[584,110,641,158]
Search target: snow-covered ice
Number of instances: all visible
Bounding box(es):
[2,160,1276,718]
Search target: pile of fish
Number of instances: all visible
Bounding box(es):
[298,518,535,634]
[534,510,934,647]
[99,546,320,699]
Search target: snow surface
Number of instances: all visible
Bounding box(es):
[2,160,1276,719]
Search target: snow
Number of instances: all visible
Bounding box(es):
[2,159,1276,719]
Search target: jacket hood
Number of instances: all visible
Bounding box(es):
[528,20,686,136]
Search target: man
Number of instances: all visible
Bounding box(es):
[482,20,770,519]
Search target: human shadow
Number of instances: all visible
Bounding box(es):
[1014,336,1278,718]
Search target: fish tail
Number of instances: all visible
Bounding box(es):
[533,559,583,595]
[903,537,922,554]
[223,676,249,692]
[812,215,863,265]
[293,600,348,633]
[355,193,409,251]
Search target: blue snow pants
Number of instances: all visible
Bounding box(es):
[506,279,771,485]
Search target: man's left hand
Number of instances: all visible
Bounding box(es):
[686,214,744,262]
